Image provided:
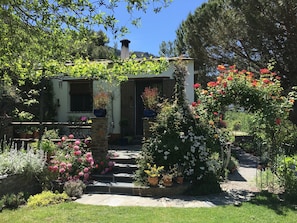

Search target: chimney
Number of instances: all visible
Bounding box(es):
[120,39,131,59]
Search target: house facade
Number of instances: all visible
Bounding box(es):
[51,40,194,141]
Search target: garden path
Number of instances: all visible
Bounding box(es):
[76,146,260,208]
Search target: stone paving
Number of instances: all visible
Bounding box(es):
[76,146,260,208]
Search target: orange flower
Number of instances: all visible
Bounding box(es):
[207,81,217,87]
[217,65,226,71]
[252,80,257,87]
[216,76,223,83]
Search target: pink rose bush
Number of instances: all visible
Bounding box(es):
[48,135,95,182]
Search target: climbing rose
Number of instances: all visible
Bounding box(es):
[217,65,226,71]
[260,68,270,74]
[194,83,201,89]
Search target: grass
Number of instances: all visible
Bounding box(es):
[0,192,296,223]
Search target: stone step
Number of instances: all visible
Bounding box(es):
[91,172,134,183]
[85,181,191,196]
[88,148,140,194]
[85,181,148,195]
[113,173,134,183]
[113,163,138,174]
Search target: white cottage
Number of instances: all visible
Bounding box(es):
[51,40,194,142]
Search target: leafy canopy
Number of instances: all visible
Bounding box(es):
[0,0,172,84]
[175,0,297,89]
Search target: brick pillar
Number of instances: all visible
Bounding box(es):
[0,116,13,140]
[143,118,155,140]
[91,117,108,162]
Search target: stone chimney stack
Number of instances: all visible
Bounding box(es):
[120,39,131,59]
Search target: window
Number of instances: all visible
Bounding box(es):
[69,80,93,112]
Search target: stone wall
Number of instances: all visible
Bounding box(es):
[91,117,108,162]
[0,174,42,197]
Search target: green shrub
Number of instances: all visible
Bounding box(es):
[27,191,69,207]
[63,180,86,198]
[1,192,25,209]
[277,155,297,203]
[136,62,224,187]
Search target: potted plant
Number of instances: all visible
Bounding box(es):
[141,87,159,117]
[172,164,184,184]
[162,173,173,187]
[144,163,164,186]
[93,91,110,117]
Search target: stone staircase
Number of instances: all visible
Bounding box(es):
[86,145,147,195]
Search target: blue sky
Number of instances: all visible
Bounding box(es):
[106,0,207,56]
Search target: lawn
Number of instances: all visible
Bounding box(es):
[0,193,296,223]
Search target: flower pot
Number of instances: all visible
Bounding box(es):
[143,109,156,118]
[93,109,107,117]
[162,177,173,187]
[147,176,159,186]
[176,176,184,184]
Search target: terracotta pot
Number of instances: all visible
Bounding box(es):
[162,177,173,187]
[147,176,159,186]
[176,176,184,184]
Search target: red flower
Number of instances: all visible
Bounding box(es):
[191,102,197,107]
[229,65,236,70]
[275,118,281,125]
[213,112,218,116]
[223,82,227,88]
[262,78,270,84]
[252,80,257,87]
[227,76,233,81]
[193,83,201,89]
[276,76,281,80]
[260,68,270,74]
[207,81,217,87]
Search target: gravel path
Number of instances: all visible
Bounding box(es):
[220,147,260,203]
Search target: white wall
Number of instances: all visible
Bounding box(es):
[52,59,194,135]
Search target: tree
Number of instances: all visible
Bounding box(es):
[0,0,172,84]
[175,0,297,89]
[158,40,178,57]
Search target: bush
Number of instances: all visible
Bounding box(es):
[63,180,86,198]
[48,134,95,182]
[0,144,46,176]
[1,192,26,209]
[27,191,69,207]
[277,155,297,203]
[135,62,224,187]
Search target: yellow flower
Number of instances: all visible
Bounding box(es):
[209,120,214,126]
